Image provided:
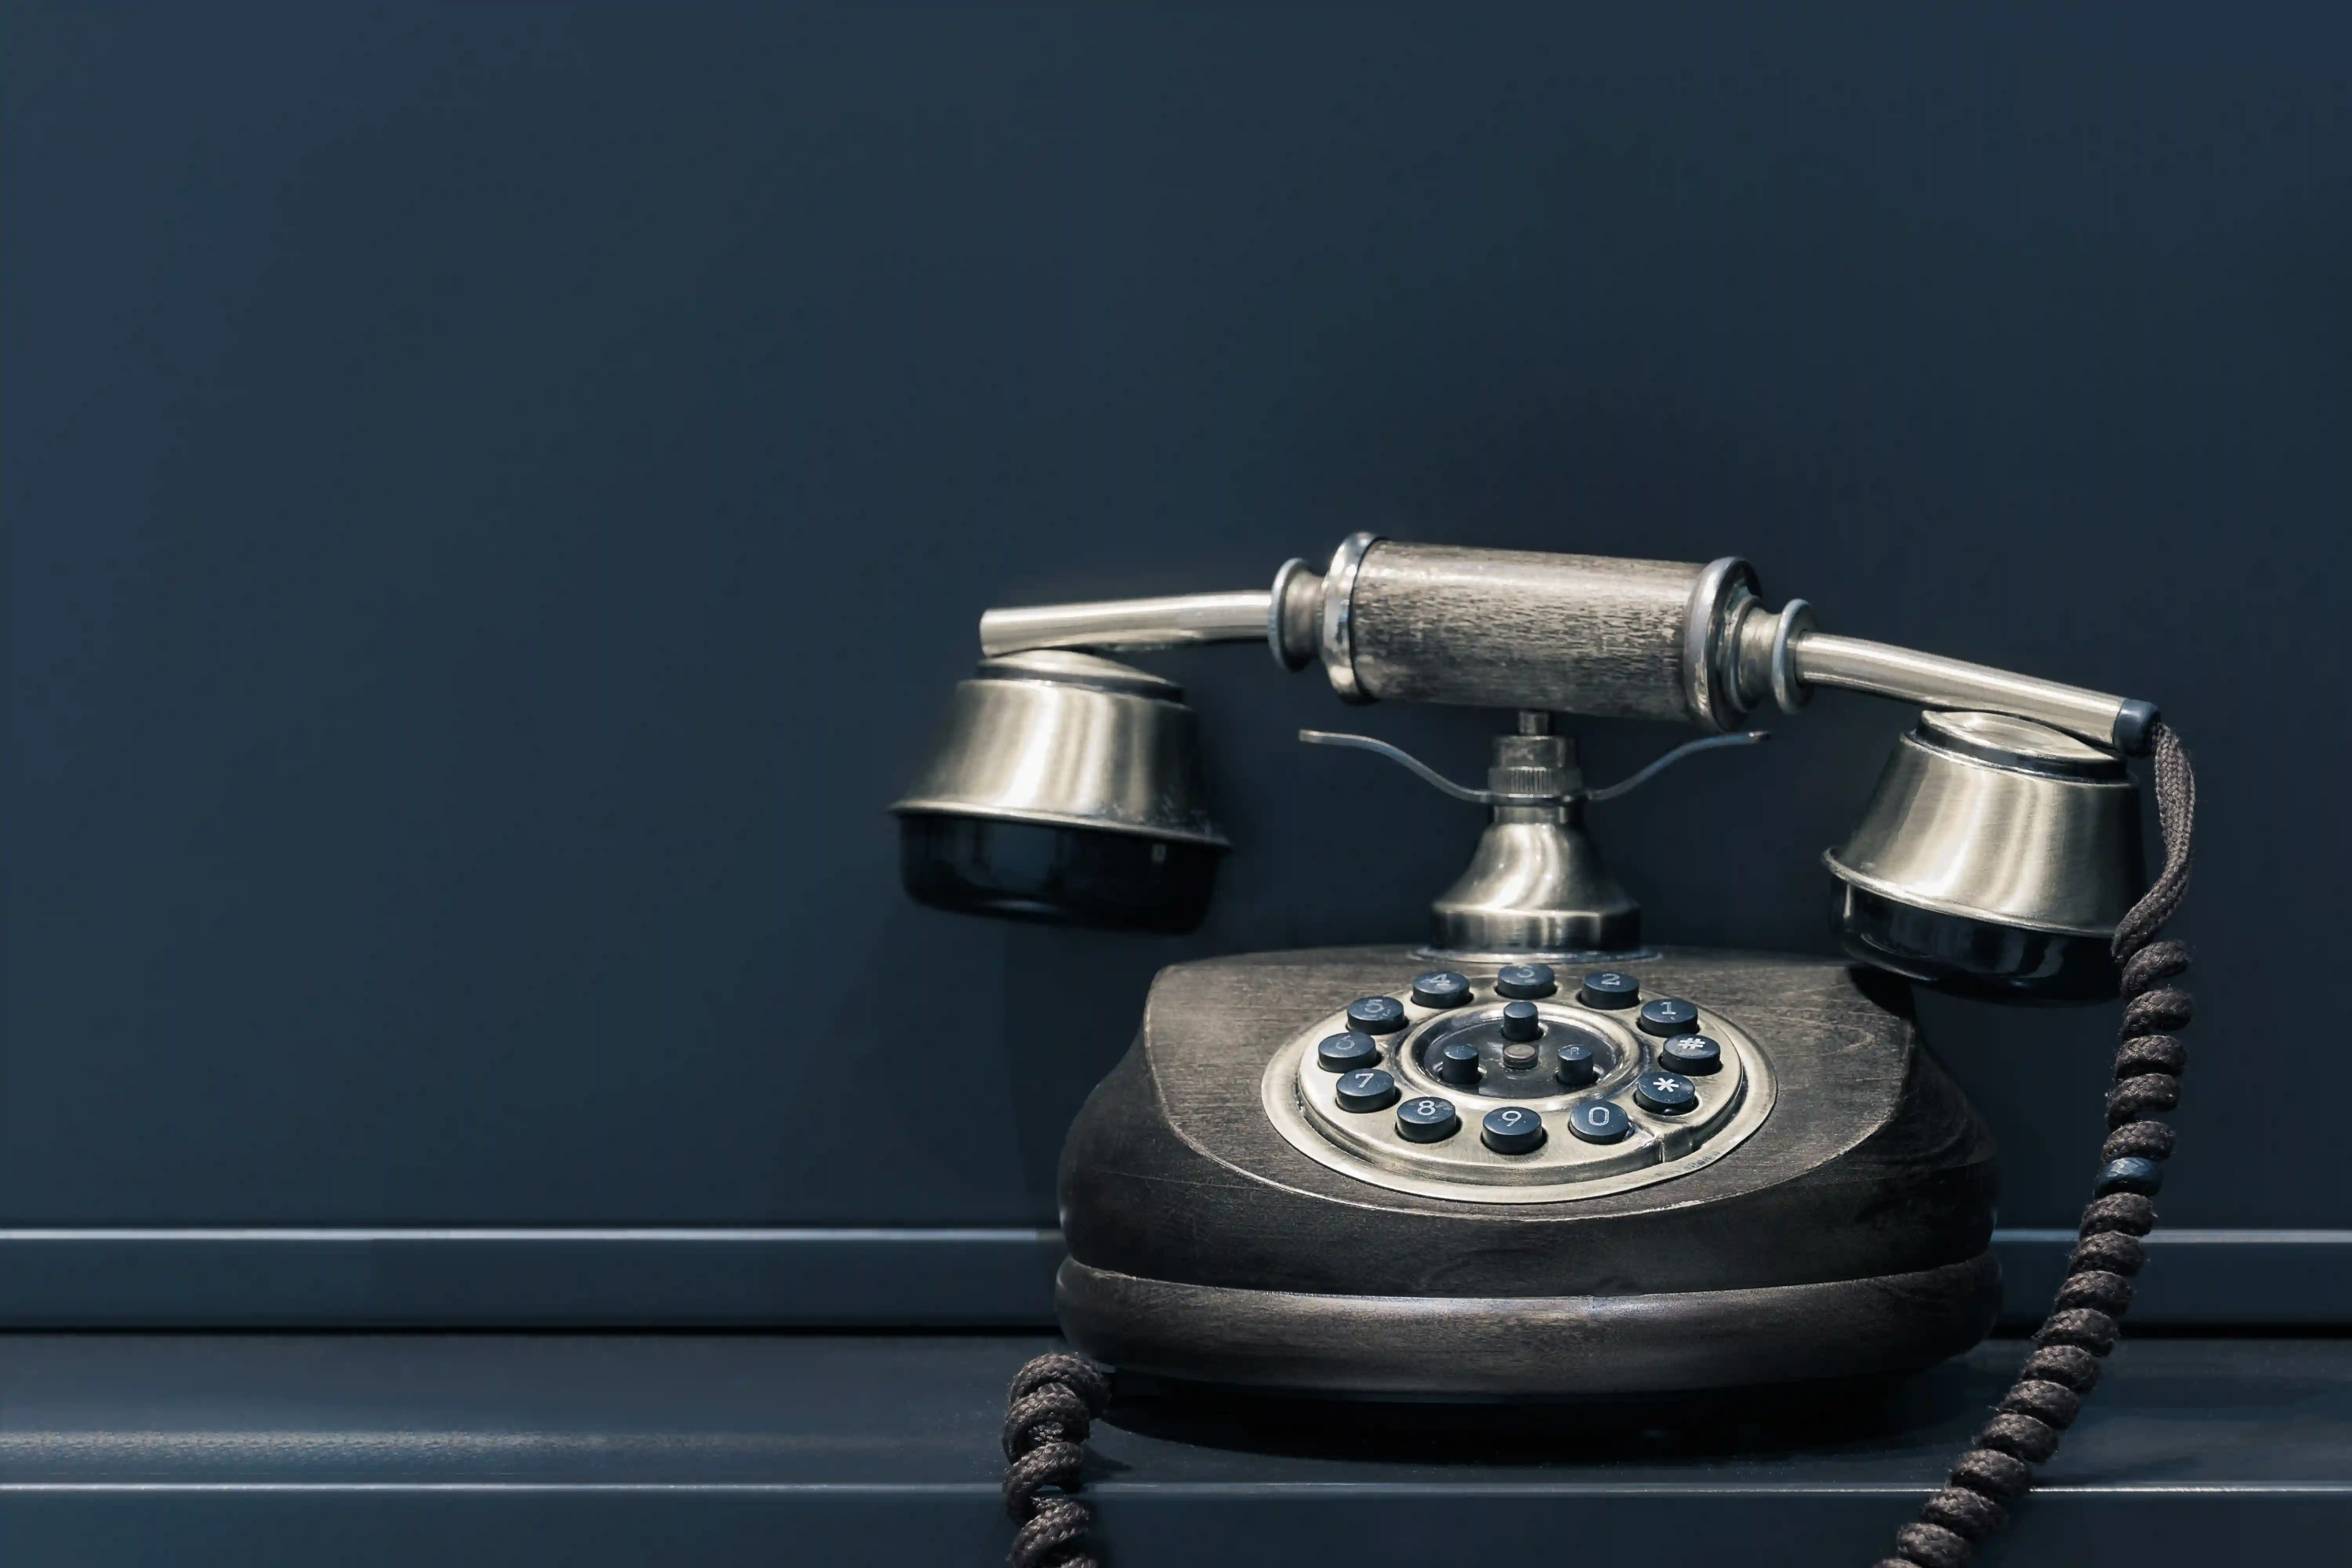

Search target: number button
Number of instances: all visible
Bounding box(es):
[1395,1095,1460,1143]
[1567,1100,1631,1143]
[1346,996,1408,1034]
[1410,972,1471,1009]
[1480,1104,1547,1155]
[1578,970,1640,1009]
[1638,998,1700,1037]
[1335,1068,1400,1112]
[1315,1032,1380,1073]
[1496,963,1558,1000]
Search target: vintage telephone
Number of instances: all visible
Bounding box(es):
[890,537,2197,1568]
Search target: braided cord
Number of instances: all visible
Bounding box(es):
[1002,1353,1111,1568]
[1875,720,2198,1568]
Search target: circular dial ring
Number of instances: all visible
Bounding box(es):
[1262,973,1776,1204]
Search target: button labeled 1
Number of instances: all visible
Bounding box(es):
[1638,998,1700,1037]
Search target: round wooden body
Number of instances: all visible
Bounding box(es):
[1056,946,2000,1397]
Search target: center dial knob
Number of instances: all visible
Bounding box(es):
[1415,1007,1618,1099]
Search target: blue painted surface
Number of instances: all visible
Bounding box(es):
[4,5,2346,1282]
[0,1228,2343,1329]
[0,1333,2345,1565]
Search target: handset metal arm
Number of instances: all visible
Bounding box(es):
[1298,728,1767,805]
[1782,632,2156,755]
[980,591,1273,656]
[966,545,2160,755]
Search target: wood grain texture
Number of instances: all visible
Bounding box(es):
[1348,543,1702,717]
[1058,946,1996,1300]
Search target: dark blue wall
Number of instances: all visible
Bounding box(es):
[4,2,2345,1238]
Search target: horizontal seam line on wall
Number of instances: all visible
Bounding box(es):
[0,1495,2343,1504]
[0,1229,2341,1244]
[0,1229,1062,1243]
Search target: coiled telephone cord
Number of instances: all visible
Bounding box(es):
[1874,718,2196,1568]
[1002,723,2197,1568]
[1001,1352,1110,1568]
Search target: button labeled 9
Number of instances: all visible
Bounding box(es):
[1480,1104,1546,1154]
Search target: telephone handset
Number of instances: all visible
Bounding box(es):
[892,536,2197,1568]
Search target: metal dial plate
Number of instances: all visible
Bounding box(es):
[1261,973,1776,1204]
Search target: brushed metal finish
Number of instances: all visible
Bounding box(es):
[1767,599,1815,713]
[978,590,1272,657]
[1826,711,2144,935]
[1789,631,2132,752]
[1264,974,1773,1203]
[1297,724,1649,947]
[889,650,1227,846]
[1317,531,1379,703]
[1266,557,1320,670]
[1429,806,1641,951]
[958,539,2155,759]
[1345,541,1713,719]
[1683,556,1763,731]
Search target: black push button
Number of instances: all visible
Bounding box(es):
[1566,1100,1630,1143]
[1658,1034,1722,1075]
[1316,1032,1380,1073]
[1411,971,1471,1009]
[1554,1041,1598,1087]
[1496,963,1557,1000]
[1395,1094,1459,1143]
[1335,1068,1400,1112]
[1480,1103,1546,1154]
[1433,1038,1483,1086]
[1500,1000,1543,1042]
[1638,997,1700,1036]
[1633,1069,1698,1114]
[1346,995,1408,1034]
[1578,970,1640,1009]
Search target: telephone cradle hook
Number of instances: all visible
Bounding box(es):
[1295,715,1767,955]
[1297,724,1770,806]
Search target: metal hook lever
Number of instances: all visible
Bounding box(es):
[1297,728,1768,806]
[1297,730,1528,805]
[1582,730,1771,802]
